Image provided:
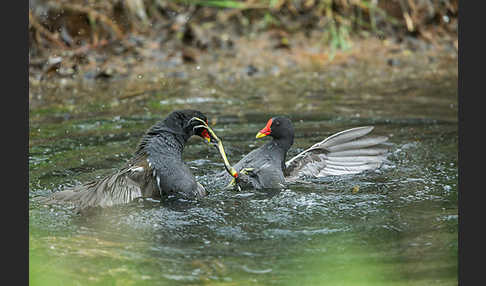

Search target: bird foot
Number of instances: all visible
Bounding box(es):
[240,168,255,175]
[189,117,240,185]
[226,177,239,190]
[226,179,242,192]
[226,168,254,191]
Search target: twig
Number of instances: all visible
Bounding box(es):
[55,3,124,40]
[29,10,67,49]
[69,39,109,56]
[399,0,414,32]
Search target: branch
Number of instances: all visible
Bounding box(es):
[29,10,68,49]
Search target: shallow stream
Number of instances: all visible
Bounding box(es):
[29,52,458,285]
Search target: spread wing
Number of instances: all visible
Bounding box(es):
[41,155,157,211]
[285,126,389,180]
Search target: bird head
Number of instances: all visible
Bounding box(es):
[256,116,294,143]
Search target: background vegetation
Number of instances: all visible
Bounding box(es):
[29,0,457,77]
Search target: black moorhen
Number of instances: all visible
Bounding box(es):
[220,116,389,190]
[41,110,226,211]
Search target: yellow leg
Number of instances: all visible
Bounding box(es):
[226,168,254,191]
[190,117,241,188]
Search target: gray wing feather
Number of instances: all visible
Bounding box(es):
[285,126,388,180]
[308,126,375,149]
[42,167,148,210]
[327,148,388,157]
[325,136,389,152]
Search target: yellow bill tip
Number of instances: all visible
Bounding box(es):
[256,132,267,139]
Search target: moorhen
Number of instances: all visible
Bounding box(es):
[40,109,232,211]
[220,116,389,190]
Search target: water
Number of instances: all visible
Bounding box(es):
[29,55,458,285]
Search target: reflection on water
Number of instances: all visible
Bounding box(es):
[29,60,457,285]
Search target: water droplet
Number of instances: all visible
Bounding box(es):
[137,74,143,79]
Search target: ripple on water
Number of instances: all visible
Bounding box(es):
[29,100,458,285]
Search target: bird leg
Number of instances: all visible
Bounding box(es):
[207,128,240,180]
[189,117,240,183]
[226,167,254,191]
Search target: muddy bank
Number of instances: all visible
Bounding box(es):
[29,34,457,122]
[29,1,458,122]
[29,0,457,87]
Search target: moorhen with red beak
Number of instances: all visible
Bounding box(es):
[40,110,223,211]
[220,116,389,190]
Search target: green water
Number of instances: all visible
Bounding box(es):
[29,58,458,285]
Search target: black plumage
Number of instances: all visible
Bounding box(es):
[220,116,389,190]
[41,110,216,211]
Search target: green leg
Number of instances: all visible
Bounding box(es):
[226,168,254,191]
